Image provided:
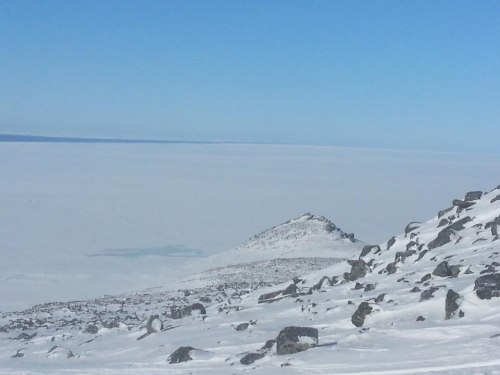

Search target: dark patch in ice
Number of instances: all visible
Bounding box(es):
[89,245,205,259]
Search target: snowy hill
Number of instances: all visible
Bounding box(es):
[178,213,364,289]
[2,186,500,374]
[188,213,362,272]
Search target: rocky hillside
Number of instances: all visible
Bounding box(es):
[2,186,500,374]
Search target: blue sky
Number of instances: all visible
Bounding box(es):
[0,1,499,152]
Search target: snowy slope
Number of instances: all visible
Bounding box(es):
[2,186,500,374]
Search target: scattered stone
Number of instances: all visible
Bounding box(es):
[374,293,386,303]
[416,316,425,321]
[410,287,421,293]
[474,274,500,300]
[240,352,265,365]
[67,350,75,358]
[276,326,318,355]
[169,346,196,364]
[351,302,373,327]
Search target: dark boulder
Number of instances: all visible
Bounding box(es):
[445,289,462,320]
[452,199,475,209]
[354,282,364,290]
[428,217,472,250]
[283,284,297,296]
[364,283,376,292]
[397,250,417,262]
[374,293,386,303]
[432,261,453,277]
[360,245,380,258]
[351,302,373,327]
[447,217,473,232]
[415,250,429,262]
[438,206,454,218]
[17,332,34,340]
[465,191,483,201]
[169,346,196,364]
[410,287,421,293]
[421,273,432,283]
[438,219,449,228]
[311,276,331,291]
[258,290,282,303]
[236,323,249,331]
[11,349,24,358]
[386,262,397,275]
[187,303,206,315]
[416,316,425,322]
[420,287,439,302]
[405,222,421,235]
[276,326,318,355]
[345,259,369,281]
[474,274,500,300]
[261,339,276,350]
[240,352,265,365]
[85,325,99,334]
[450,265,462,278]
[491,195,500,204]
[428,231,452,250]
[387,237,396,250]
[146,315,163,333]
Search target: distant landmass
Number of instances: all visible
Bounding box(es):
[0,134,227,144]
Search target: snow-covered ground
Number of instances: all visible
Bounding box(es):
[1,184,500,374]
[1,143,500,311]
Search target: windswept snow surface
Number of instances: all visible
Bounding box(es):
[2,185,500,374]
